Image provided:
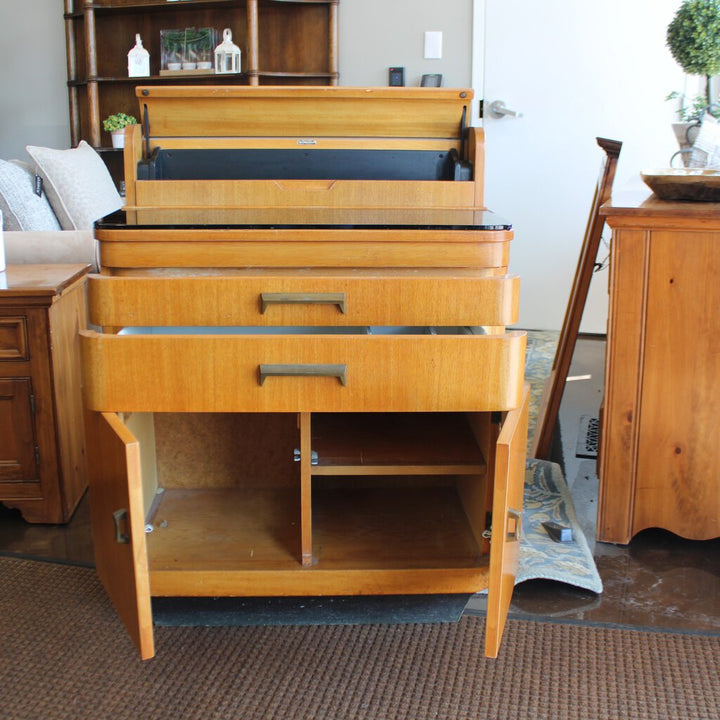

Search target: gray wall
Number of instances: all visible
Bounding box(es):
[338,0,472,87]
[0,0,69,160]
[0,0,474,161]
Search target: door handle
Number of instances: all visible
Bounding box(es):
[260,292,346,314]
[488,100,523,119]
[506,508,522,541]
[113,509,130,544]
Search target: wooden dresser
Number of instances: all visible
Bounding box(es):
[80,87,528,659]
[0,264,89,523]
[598,188,720,544]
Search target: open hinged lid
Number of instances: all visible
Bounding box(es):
[134,85,474,148]
[123,86,485,219]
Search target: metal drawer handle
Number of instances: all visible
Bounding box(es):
[258,363,347,386]
[113,509,130,544]
[506,508,522,542]
[260,292,346,314]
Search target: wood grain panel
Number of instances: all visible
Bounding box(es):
[485,384,529,658]
[98,239,510,271]
[0,378,37,484]
[597,229,648,544]
[81,331,527,414]
[86,411,154,660]
[137,86,473,141]
[152,412,298,490]
[633,230,720,539]
[133,179,476,211]
[0,317,28,360]
[47,279,88,516]
[87,272,519,327]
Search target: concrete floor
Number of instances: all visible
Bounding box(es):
[497,336,720,634]
[1,336,718,635]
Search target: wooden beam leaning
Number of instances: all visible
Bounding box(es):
[529,137,622,459]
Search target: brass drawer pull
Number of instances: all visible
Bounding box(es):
[506,508,522,542]
[258,363,347,386]
[260,292,346,314]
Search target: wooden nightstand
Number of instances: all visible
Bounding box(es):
[0,264,89,523]
[599,190,720,543]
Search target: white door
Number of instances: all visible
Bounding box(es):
[474,0,684,332]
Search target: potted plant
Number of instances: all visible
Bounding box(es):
[102,112,137,149]
[666,0,720,160]
[666,90,720,157]
[667,0,720,106]
[161,29,185,71]
[195,28,217,70]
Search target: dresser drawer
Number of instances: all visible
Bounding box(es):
[0,316,29,361]
[81,329,526,413]
[87,271,519,328]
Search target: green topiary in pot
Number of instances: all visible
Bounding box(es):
[667,0,720,106]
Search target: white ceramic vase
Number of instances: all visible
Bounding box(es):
[111,130,125,149]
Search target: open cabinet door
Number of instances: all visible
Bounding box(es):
[485,384,530,657]
[86,411,155,659]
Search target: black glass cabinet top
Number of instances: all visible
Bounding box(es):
[96,209,512,231]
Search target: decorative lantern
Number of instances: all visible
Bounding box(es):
[214,28,241,74]
[127,34,150,78]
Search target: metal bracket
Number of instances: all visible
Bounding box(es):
[142,102,150,158]
[294,448,319,465]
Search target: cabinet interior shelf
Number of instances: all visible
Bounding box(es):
[311,412,487,475]
[77,0,334,9]
[140,410,488,589]
[147,486,486,577]
[69,74,246,86]
[81,1,239,11]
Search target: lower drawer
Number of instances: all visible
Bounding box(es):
[81,329,526,412]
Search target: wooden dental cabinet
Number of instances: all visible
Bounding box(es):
[81,87,529,660]
[598,190,720,544]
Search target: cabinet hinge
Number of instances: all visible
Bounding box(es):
[34,446,40,466]
[30,393,36,416]
[293,449,319,465]
[483,511,493,540]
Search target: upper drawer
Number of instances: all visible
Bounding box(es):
[87,271,519,328]
[0,317,29,361]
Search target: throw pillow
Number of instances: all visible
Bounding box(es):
[25,140,122,231]
[0,159,61,231]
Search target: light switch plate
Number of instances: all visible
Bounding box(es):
[424,31,442,59]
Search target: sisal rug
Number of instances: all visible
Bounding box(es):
[1,556,718,720]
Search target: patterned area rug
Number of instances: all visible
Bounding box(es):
[523,329,560,453]
[518,330,602,593]
[518,458,602,593]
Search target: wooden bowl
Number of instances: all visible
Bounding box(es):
[641,168,720,201]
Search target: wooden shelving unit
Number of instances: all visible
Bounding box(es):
[63,0,339,151]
